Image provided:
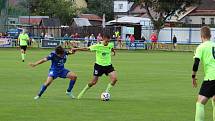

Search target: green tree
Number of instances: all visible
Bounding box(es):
[136,0,201,35]
[85,0,114,21]
[19,0,78,25]
[0,0,6,15]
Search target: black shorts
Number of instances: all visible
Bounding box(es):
[93,63,115,77]
[20,46,27,51]
[199,80,215,98]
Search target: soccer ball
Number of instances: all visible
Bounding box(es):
[100,92,110,101]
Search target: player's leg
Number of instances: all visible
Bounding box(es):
[65,71,77,98]
[34,76,54,100]
[21,46,27,62]
[212,96,215,121]
[195,95,208,121]
[77,76,99,99]
[106,71,117,93]
[20,46,25,62]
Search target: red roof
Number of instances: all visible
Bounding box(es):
[78,14,102,21]
[19,18,42,25]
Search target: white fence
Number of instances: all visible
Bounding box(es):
[142,27,215,44]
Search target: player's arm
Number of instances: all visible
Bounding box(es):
[29,58,48,68]
[112,48,116,56]
[192,58,200,88]
[72,47,90,52]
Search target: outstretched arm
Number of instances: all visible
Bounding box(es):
[29,58,48,68]
[72,47,90,52]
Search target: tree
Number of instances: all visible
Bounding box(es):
[85,0,114,21]
[0,0,6,15]
[19,0,79,25]
[136,0,201,35]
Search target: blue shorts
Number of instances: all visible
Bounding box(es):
[48,68,70,80]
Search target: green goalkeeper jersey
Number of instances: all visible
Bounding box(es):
[18,33,29,46]
[89,43,114,66]
[194,41,215,80]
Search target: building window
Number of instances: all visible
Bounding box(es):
[201,18,205,25]
[211,18,214,25]
[119,4,123,9]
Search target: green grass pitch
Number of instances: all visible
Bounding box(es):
[0,48,213,121]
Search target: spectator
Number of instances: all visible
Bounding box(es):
[64,34,70,48]
[129,34,135,50]
[40,32,44,39]
[141,35,147,50]
[96,33,102,43]
[172,35,177,49]
[44,33,48,39]
[84,35,90,47]
[129,34,135,43]
[73,33,79,40]
[150,32,158,49]
[89,34,95,45]
[117,35,122,48]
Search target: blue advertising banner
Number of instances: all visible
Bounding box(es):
[129,42,145,49]
[41,39,61,48]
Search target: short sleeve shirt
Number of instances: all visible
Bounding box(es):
[89,43,114,66]
[18,33,29,46]
[194,41,215,80]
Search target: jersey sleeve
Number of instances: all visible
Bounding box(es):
[89,44,98,51]
[194,45,203,60]
[46,52,54,60]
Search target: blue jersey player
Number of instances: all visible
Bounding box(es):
[29,46,77,100]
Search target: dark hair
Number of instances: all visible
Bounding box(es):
[103,34,111,39]
[55,46,65,55]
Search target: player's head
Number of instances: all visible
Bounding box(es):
[55,46,65,57]
[200,26,211,42]
[103,34,111,46]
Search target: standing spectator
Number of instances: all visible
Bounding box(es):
[129,34,135,50]
[44,33,49,39]
[64,34,70,48]
[84,35,90,47]
[96,33,102,43]
[141,35,147,50]
[172,35,177,49]
[125,35,130,47]
[73,33,79,40]
[117,35,122,48]
[40,32,44,39]
[89,34,95,45]
[150,32,158,49]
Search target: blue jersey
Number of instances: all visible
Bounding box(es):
[46,51,69,71]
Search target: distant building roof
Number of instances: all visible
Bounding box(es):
[78,14,102,21]
[107,16,151,26]
[19,16,49,25]
[72,18,92,27]
[40,18,61,27]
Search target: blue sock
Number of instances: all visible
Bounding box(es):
[38,85,47,97]
[67,80,76,92]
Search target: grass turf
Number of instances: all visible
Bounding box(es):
[0,48,212,121]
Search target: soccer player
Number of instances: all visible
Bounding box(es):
[18,29,30,62]
[192,26,215,121]
[72,34,118,99]
[29,46,77,100]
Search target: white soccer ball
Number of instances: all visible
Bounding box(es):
[100,92,110,101]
